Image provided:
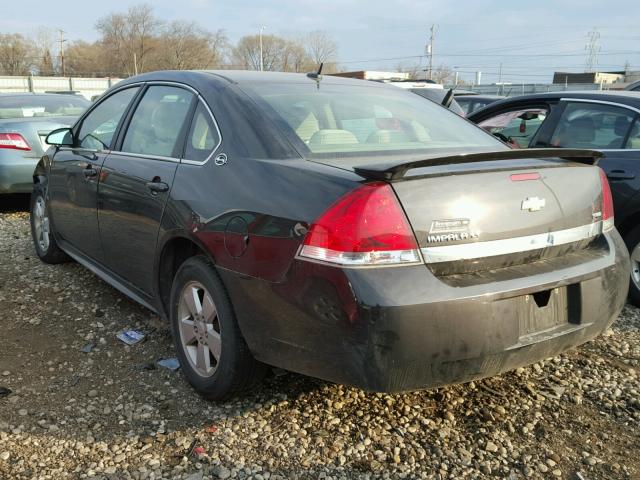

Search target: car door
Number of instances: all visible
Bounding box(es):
[48,86,140,262]
[97,84,196,294]
[535,99,640,221]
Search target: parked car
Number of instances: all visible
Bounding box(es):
[626,80,640,92]
[468,91,640,305]
[454,93,505,115]
[0,93,89,194]
[386,80,465,115]
[32,71,628,399]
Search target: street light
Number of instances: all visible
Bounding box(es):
[259,25,267,71]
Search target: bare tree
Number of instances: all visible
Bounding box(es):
[395,62,424,80]
[33,27,57,75]
[154,21,228,70]
[432,64,453,84]
[0,34,35,75]
[233,34,312,72]
[96,3,162,75]
[65,41,108,77]
[305,30,338,72]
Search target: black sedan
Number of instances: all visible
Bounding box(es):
[32,72,628,399]
[468,91,640,305]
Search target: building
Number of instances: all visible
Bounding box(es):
[552,71,625,85]
[331,71,411,81]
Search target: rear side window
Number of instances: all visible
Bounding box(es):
[478,108,548,148]
[184,102,219,162]
[122,86,194,158]
[550,102,634,149]
[78,87,139,150]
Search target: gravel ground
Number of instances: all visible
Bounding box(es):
[0,195,638,480]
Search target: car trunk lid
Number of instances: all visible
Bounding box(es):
[353,149,607,275]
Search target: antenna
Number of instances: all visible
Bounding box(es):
[585,28,601,73]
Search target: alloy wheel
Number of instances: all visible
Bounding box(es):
[632,242,640,292]
[177,281,221,377]
[33,196,50,252]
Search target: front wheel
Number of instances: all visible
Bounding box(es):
[626,225,640,307]
[169,255,267,400]
[30,184,69,264]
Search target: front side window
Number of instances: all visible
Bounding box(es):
[122,86,194,158]
[77,87,139,150]
[184,102,219,162]
[550,102,635,149]
[242,81,501,160]
[478,108,548,148]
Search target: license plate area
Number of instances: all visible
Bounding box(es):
[518,287,568,336]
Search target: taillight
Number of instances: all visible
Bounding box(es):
[299,182,421,266]
[599,168,614,232]
[0,133,30,151]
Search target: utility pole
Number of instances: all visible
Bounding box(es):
[259,25,266,71]
[133,53,138,75]
[585,27,601,73]
[58,30,66,77]
[498,62,503,94]
[426,24,437,81]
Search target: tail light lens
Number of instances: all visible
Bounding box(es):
[600,168,614,232]
[299,182,421,266]
[0,133,31,151]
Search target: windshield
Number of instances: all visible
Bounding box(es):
[0,95,89,119]
[243,81,500,160]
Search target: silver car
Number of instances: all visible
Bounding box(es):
[0,93,89,194]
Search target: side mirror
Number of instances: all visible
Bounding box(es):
[46,128,73,146]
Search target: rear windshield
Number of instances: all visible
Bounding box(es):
[243,81,501,160]
[0,95,89,119]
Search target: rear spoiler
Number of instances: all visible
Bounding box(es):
[353,148,603,181]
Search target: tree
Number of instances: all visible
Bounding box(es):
[154,21,228,70]
[96,3,162,75]
[233,34,312,72]
[65,41,106,77]
[305,31,338,72]
[39,49,55,76]
[0,34,34,75]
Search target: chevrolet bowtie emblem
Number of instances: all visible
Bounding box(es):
[521,196,546,212]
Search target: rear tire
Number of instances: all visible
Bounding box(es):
[169,255,267,400]
[625,225,640,307]
[30,183,69,264]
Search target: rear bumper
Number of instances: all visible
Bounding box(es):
[0,153,38,194]
[220,230,629,393]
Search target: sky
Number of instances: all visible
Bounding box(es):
[2,0,639,84]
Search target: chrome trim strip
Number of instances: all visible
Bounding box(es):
[108,150,180,163]
[559,97,640,115]
[421,221,609,263]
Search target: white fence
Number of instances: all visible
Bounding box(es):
[0,76,123,100]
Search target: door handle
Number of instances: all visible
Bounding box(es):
[145,181,169,193]
[606,170,635,180]
[82,167,98,177]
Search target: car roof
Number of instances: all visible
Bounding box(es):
[467,90,640,119]
[487,90,640,106]
[455,94,505,100]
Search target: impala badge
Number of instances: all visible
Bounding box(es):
[521,196,546,212]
